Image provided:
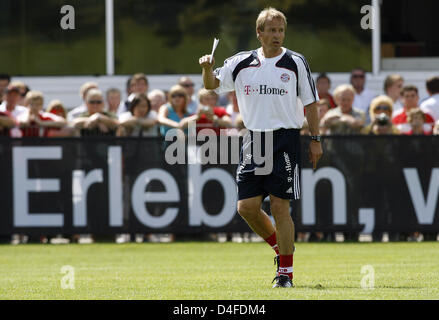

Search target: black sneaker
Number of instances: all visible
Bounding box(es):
[272,275,294,288]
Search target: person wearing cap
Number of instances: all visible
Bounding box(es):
[0,84,28,120]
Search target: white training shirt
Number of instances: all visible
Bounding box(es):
[214,47,318,131]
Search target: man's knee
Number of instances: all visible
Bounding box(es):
[237,197,262,220]
[269,196,291,220]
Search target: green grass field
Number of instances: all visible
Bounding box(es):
[0,241,438,300]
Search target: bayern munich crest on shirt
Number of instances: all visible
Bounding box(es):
[280,73,290,82]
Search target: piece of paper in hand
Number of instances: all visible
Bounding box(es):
[209,38,219,63]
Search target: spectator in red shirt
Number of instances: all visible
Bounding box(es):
[18,91,66,137]
[392,85,435,134]
[316,73,336,108]
[45,100,75,137]
[196,88,232,135]
[405,108,431,136]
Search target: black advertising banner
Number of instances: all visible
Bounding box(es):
[0,136,438,235]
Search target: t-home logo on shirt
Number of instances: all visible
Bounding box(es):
[244,85,288,96]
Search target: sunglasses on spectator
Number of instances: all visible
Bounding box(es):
[171,94,186,98]
[375,105,390,111]
[352,74,365,78]
[181,83,194,88]
[88,100,103,104]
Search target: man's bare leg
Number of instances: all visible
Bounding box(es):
[237,195,275,240]
[269,194,294,283]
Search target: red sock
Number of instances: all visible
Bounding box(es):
[279,254,293,280]
[264,232,279,255]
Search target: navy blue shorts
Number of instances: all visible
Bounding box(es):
[236,128,301,201]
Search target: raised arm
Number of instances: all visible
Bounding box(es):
[199,55,219,90]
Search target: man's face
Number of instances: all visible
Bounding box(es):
[257,18,285,51]
[350,70,366,91]
[179,78,195,96]
[5,91,20,107]
[107,92,121,109]
[86,95,104,114]
[387,80,403,100]
[316,78,330,94]
[402,90,419,110]
[134,80,148,94]
[339,90,354,113]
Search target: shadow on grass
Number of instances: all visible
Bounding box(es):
[297,284,423,290]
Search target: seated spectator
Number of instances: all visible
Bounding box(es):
[362,95,399,135]
[350,68,376,117]
[72,89,119,136]
[158,85,198,136]
[147,89,167,113]
[420,76,439,122]
[195,88,231,135]
[0,84,28,120]
[405,108,431,135]
[0,74,11,104]
[106,88,124,116]
[392,85,435,134]
[18,91,66,137]
[178,76,198,114]
[316,73,336,108]
[67,82,98,122]
[46,100,75,137]
[320,84,366,134]
[383,74,404,112]
[118,93,158,137]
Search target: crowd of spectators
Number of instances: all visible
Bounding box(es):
[1,70,439,244]
[2,71,439,140]
[0,73,245,139]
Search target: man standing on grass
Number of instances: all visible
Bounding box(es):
[199,7,322,288]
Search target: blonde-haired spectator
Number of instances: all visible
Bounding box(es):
[67,81,99,122]
[383,74,404,112]
[18,90,66,137]
[362,95,400,135]
[158,84,197,136]
[321,84,365,134]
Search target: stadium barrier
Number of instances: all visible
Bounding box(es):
[0,135,438,235]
